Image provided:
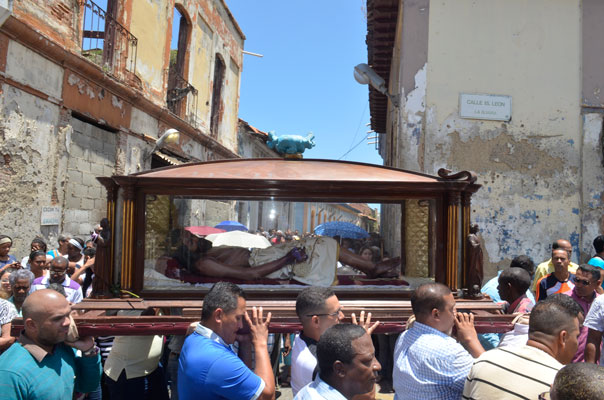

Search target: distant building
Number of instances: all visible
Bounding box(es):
[0,0,244,254]
[365,0,604,276]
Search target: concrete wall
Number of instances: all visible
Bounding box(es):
[0,84,64,254]
[63,118,116,237]
[424,0,582,274]
[386,0,591,277]
[582,0,604,107]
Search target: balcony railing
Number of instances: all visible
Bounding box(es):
[81,0,138,80]
[167,72,199,127]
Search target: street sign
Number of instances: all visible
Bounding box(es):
[459,93,511,121]
[41,206,61,225]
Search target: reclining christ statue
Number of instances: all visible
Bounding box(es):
[156,235,400,286]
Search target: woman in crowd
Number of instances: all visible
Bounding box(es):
[27,250,48,279]
[47,233,70,259]
[0,236,18,270]
[8,269,34,317]
[0,268,15,300]
[0,298,16,352]
[66,237,85,275]
[19,237,47,269]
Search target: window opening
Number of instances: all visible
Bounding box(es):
[167,7,198,123]
[210,54,226,137]
[81,0,137,78]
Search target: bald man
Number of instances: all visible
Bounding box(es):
[0,289,101,399]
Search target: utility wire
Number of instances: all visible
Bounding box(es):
[338,131,372,160]
[342,101,368,160]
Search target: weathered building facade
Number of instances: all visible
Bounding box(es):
[367,0,604,277]
[0,0,245,255]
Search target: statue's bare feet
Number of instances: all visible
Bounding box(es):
[369,257,401,279]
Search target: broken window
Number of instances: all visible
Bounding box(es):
[81,0,137,79]
[167,6,197,123]
[210,54,226,137]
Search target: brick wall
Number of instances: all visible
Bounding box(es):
[63,117,116,239]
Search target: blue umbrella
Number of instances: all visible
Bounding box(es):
[215,220,248,232]
[314,221,369,239]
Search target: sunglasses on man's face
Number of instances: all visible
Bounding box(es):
[575,278,594,286]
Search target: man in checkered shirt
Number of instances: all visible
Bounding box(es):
[392,283,485,400]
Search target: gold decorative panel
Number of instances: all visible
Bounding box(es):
[405,200,430,277]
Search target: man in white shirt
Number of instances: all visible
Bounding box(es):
[291,287,378,398]
[295,324,380,400]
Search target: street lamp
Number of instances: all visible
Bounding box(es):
[144,129,180,161]
[353,63,399,107]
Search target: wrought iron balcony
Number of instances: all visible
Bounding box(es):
[81,0,138,81]
[167,72,199,127]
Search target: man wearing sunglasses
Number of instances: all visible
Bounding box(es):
[30,257,83,304]
[562,264,601,362]
[291,287,378,398]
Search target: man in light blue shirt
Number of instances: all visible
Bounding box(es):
[295,324,381,400]
[393,283,484,400]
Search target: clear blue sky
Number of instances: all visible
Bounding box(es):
[226,1,383,165]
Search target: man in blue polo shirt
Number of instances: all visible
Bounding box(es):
[178,281,275,400]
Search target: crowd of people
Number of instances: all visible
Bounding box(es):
[2,229,604,399]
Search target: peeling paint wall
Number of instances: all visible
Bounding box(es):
[386,0,590,278]
[193,0,244,150]
[0,1,244,257]
[582,0,604,107]
[424,0,582,275]
[6,40,64,100]
[126,0,243,147]
[63,71,132,130]
[12,0,79,52]
[190,11,214,130]
[0,84,64,254]
[581,114,604,259]
[128,0,171,103]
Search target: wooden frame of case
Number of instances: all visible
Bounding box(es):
[96,158,480,300]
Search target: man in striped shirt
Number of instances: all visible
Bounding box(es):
[536,248,575,301]
[463,294,582,400]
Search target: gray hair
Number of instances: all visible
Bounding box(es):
[58,234,70,243]
[9,269,35,286]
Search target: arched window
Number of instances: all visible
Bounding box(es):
[167,6,194,117]
[210,54,226,137]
